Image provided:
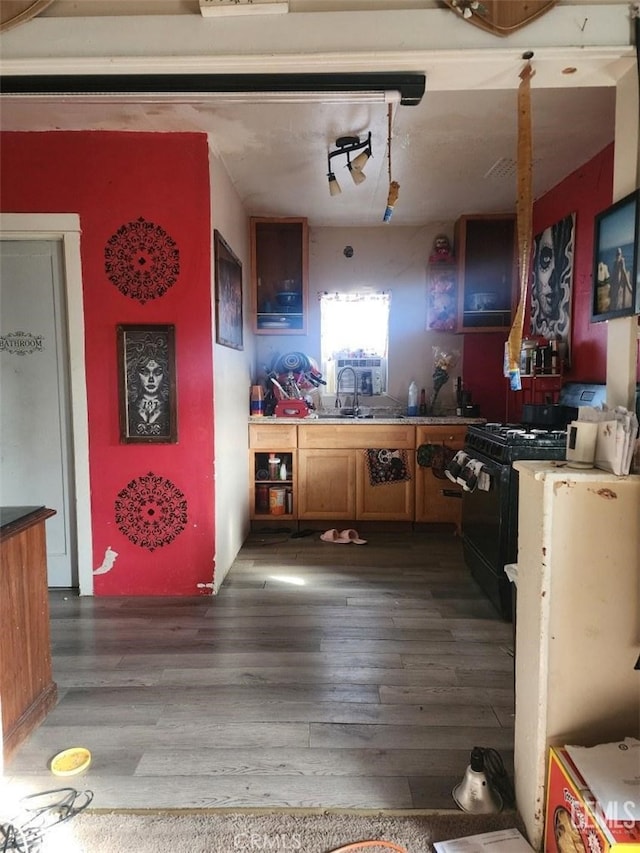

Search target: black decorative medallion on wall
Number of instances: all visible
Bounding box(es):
[105,217,180,304]
[115,471,188,551]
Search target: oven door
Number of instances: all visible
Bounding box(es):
[460,448,518,621]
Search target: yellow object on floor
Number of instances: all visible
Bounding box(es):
[50,746,92,776]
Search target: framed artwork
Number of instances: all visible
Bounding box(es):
[214,230,243,350]
[530,212,575,365]
[426,263,457,331]
[591,189,639,323]
[117,324,177,444]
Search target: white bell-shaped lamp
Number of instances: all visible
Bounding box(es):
[350,148,371,172]
[348,164,367,185]
[328,172,342,196]
[452,747,503,814]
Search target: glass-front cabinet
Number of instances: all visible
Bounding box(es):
[455,214,517,332]
[250,217,308,334]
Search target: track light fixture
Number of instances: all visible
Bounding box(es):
[326,132,372,196]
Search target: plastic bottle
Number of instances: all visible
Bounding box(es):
[407,381,418,416]
[279,461,287,481]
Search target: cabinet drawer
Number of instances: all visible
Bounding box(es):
[298,424,415,450]
[416,425,467,446]
[249,423,297,449]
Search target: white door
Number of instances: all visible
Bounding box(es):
[0,239,77,587]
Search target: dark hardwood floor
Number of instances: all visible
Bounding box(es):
[4,528,515,810]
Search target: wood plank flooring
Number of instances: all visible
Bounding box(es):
[4,529,515,810]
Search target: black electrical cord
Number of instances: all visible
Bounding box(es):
[0,787,93,853]
[478,748,516,810]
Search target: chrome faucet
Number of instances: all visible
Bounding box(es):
[336,366,360,416]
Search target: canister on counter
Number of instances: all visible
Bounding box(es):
[269,486,286,515]
[268,454,281,480]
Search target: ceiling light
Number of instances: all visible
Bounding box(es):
[350,149,371,172]
[327,133,372,197]
[348,164,367,185]
[0,73,426,106]
[328,172,342,197]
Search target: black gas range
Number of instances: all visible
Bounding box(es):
[461,384,608,621]
[461,423,569,622]
[465,423,568,464]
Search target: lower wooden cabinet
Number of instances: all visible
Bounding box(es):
[297,449,356,519]
[1,507,57,763]
[414,425,466,529]
[297,424,415,522]
[250,421,468,526]
[356,450,415,521]
[249,424,297,522]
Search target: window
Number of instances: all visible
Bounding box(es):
[320,291,390,394]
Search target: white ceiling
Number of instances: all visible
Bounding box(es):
[0,0,625,227]
[0,85,617,228]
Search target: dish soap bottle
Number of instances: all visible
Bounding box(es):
[407,381,418,417]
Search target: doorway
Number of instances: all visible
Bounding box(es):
[0,214,93,594]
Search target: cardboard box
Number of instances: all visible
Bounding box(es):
[434,828,534,852]
[545,747,640,853]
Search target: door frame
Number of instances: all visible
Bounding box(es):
[0,213,93,595]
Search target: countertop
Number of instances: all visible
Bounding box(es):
[249,415,485,426]
[514,460,640,481]
[1,506,56,541]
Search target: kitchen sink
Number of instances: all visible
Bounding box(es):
[312,411,404,420]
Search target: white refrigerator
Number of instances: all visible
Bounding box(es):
[512,461,640,850]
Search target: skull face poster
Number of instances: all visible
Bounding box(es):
[530,213,575,365]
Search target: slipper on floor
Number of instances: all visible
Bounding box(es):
[320,528,351,543]
[340,529,367,544]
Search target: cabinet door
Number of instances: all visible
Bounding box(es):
[356,449,415,521]
[415,426,466,528]
[251,217,308,335]
[456,215,516,332]
[297,449,356,519]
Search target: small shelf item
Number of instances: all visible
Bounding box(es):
[252,451,295,517]
[251,217,309,335]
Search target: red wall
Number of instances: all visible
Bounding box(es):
[531,143,614,383]
[463,144,616,423]
[1,131,216,595]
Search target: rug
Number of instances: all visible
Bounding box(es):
[37,808,527,852]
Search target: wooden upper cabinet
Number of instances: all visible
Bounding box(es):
[250,217,309,335]
[455,214,517,333]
